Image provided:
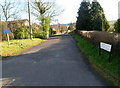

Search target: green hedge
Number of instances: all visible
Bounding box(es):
[39,31,48,39]
[13,27,30,39]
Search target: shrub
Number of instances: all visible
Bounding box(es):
[1,22,14,41]
[39,16,51,39]
[13,27,30,39]
[33,28,41,38]
[2,32,14,41]
[39,31,48,39]
[33,31,48,39]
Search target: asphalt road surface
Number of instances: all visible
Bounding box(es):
[2,34,112,86]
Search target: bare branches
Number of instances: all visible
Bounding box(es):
[0,0,22,21]
[31,0,64,19]
[46,6,64,18]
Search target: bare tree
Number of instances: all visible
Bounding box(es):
[0,0,23,41]
[0,0,22,21]
[31,0,64,19]
[29,0,64,38]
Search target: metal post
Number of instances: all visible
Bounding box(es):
[99,43,101,56]
[108,52,111,63]
[28,0,33,40]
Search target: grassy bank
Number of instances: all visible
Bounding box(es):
[0,38,45,59]
[71,32,120,87]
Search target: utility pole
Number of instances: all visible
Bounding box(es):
[0,12,2,42]
[0,14,1,21]
[56,19,60,33]
[28,0,33,40]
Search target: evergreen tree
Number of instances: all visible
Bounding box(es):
[76,0,110,31]
[90,0,110,31]
[90,0,103,31]
[102,14,110,31]
[76,0,91,30]
[114,19,120,33]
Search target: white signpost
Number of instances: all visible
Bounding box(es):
[99,42,112,62]
[4,30,11,45]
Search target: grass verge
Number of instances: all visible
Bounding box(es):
[0,38,45,59]
[71,32,120,87]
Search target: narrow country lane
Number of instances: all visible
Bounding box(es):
[2,34,112,86]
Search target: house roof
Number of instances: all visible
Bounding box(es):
[1,19,28,23]
[50,24,68,31]
[7,19,29,23]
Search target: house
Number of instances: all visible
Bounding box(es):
[32,23,42,30]
[1,19,29,30]
[51,24,59,31]
[50,24,67,33]
[7,19,29,29]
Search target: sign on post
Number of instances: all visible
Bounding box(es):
[4,30,11,45]
[4,30,11,34]
[100,42,112,52]
[99,42,112,62]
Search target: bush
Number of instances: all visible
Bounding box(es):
[1,22,14,41]
[2,32,14,41]
[39,31,48,39]
[13,27,30,39]
[33,28,41,38]
[33,31,48,39]
[39,16,51,39]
